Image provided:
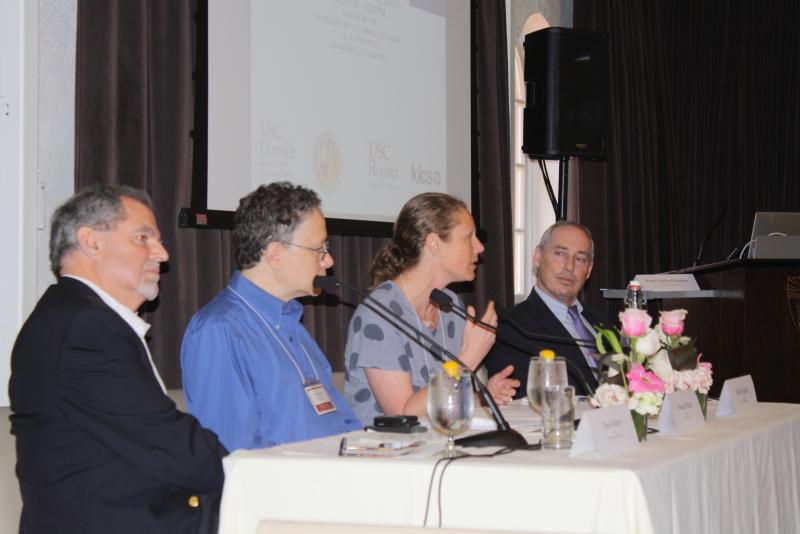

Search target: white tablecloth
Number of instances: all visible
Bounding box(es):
[219,402,800,534]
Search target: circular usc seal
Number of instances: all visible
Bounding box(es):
[312,132,343,192]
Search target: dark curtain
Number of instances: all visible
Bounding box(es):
[74,0,511,383]
[468,0,514,313]
[573,0,800,317]
[75,0,232,386]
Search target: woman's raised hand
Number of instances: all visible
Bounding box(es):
[459,301,497,369]
[487,364,519,405]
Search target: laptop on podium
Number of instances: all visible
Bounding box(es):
[748,212,800,259]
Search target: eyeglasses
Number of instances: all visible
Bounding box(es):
[283,241,331,259]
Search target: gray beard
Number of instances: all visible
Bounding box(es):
[139,281,160,301]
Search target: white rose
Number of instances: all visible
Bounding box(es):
[635,328,661,356]
[649,350,674,381]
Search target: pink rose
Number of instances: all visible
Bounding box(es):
[659,309,688,336]
[619,308,652,338]
[626,363,666,394]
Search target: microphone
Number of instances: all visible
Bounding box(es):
[430,289,496,331]
[430,289,596,348]
[312,276,341,291]
[692,202,728,267]
[315,276,527,450]
[430,289,597,396]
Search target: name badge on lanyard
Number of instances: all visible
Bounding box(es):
[304,381,337,415]
[226,287,338,416]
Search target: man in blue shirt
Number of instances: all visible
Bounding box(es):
[181,182,361,451]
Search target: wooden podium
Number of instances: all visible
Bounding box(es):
[671,260,800,402]
[603,260,800,401]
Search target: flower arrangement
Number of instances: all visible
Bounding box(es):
[648,310,713,416]
[590,308,667,440]
[590,308,713,438]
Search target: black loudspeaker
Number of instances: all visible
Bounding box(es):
[522,27,608,159]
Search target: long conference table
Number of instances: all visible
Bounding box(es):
[219,400,800,534]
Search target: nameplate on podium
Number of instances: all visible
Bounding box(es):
[716,375,757,417]
[634,274,700,292]
[658,390,706,434]
[570,405,639,457]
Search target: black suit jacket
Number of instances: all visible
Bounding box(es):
[486,289,610,397]
[9,278,228,534]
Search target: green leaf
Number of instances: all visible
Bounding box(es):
[594,331,607,354]
[595,327,623,355]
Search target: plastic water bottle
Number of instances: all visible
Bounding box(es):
[624,280,647,309]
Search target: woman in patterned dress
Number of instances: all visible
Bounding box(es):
[343,192,519,424]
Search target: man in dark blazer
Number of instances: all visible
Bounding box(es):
[486,221,609,397]
[9,185,227,534]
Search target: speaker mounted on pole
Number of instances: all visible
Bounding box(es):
[522,27,608,159]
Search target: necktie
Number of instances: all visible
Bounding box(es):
[567,305,599,364]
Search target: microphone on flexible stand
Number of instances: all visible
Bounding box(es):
[692,202,728,268]
[430,290,597,348]
[430,289,597,397]
[315,276,528,450]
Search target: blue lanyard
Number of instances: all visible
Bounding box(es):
[227,287,321,385]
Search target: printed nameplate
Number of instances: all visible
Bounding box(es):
[570,405,639,458]
[634,274,700,292]
[716,375,757,417]
[658,390,706,434]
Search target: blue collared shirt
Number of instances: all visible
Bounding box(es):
[181,271,361,451]
[534,286,598,369]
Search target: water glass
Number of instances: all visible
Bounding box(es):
[527,356,568,414]
[542,385,575,450]
[427,370,474,457]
